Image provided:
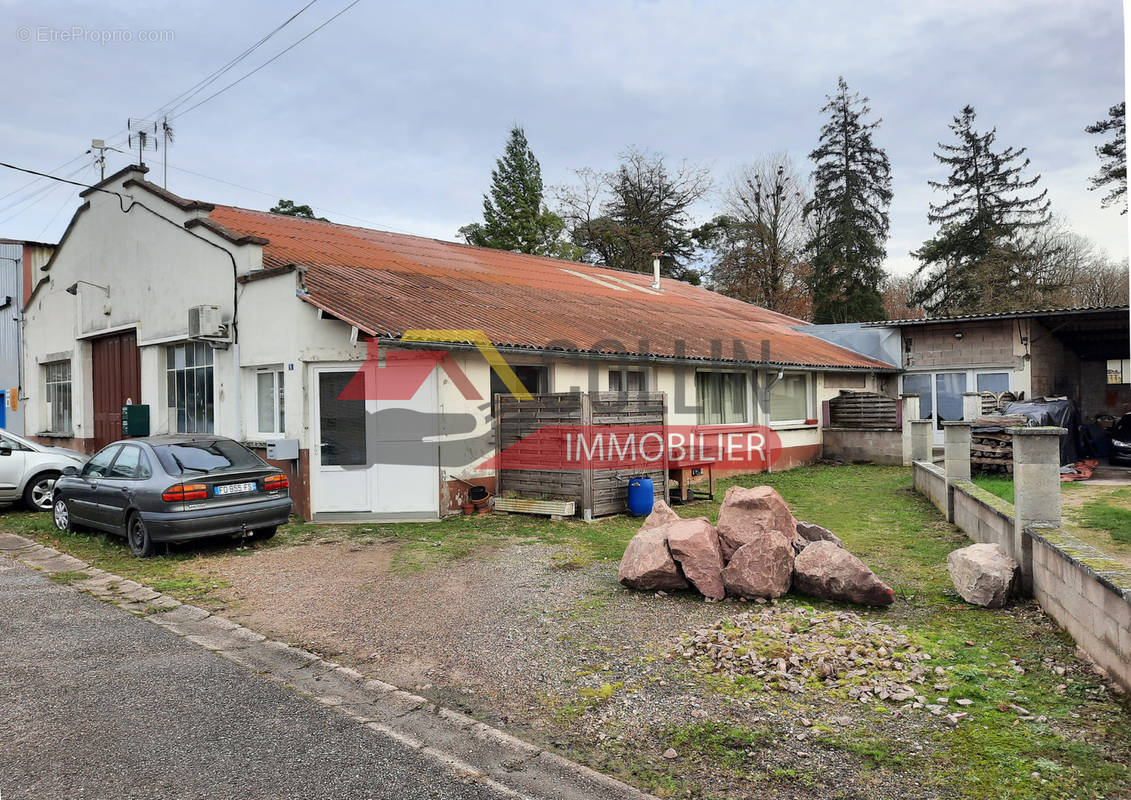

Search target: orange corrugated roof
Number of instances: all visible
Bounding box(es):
[207,204,892,370]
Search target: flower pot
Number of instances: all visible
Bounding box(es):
[461,503,475,515]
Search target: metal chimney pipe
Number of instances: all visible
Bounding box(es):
[650,252,662,290]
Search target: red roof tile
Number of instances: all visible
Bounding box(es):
[207,204,892,370]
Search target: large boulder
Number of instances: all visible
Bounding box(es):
[796,520,844,549]
[947,543,1017,608]
[618,529,689,592]
[721,530,794,599]
[641,499,681,531]
[793,541,895,607]
[664,517,726,600]
[716,485,801,560]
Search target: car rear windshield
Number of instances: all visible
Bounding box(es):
[1114,417,1131,440]
[154,440,266,475]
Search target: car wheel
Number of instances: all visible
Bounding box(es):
[255,526,278,540]
[53,497,73,532]
[127,513,156,558]
[24,471,60,512]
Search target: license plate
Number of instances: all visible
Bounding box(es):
[214,482,258,497]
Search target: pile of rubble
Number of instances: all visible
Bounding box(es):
[676,605,932,697]
[617,486,894,606]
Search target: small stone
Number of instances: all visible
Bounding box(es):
[943,714,960,727]
[655,590,667,597]
[956,698,973,707]
[1009,704,1030,716]
[800,717,812,727]
[662,748,678,759]
[1031,772,1041,780]
[935,697,948,705]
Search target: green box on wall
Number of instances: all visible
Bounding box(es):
[121,404,149,437]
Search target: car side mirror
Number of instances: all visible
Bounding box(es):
[0,446,11,457]
[62,465,79,476]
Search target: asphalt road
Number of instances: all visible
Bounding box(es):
[0,558,505,800]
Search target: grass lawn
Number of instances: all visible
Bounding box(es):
[4,464,1131,800]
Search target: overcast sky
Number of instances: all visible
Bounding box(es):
[1,0,1125,277]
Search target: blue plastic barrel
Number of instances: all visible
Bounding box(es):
[627,476,655,516]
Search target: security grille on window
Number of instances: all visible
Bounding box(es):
[256,369,285,434]
[770,372,811,423]
[609,369,646,392]
[44,361,72,433]
[696,371,747,425]
[167,342,214,434]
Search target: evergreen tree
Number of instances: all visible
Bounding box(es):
[270,199,328,221]
[804,77,891,323]
[911,106,1051,314]
[459,126,573,257]
[1086,101,1127,214]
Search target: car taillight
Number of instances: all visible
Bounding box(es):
[264,474,289,491]
[162,483,208,502]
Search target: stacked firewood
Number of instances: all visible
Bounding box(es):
[970,415,1028,474]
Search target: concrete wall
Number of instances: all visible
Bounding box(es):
[1029,319,1079,399]
[822,427,902,464]
[912,460,1131,691]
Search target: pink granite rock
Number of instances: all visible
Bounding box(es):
[792,540,895,607]
[721,530,794,599]
[641,499,681,530]
[716,485,801,560]
[664,517,726,600]
[617,529,689,592]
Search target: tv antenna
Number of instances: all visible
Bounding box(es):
[89,139,124,181]
[160,117,174,188]
[127,118,158,167]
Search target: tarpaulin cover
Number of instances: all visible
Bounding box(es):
[1002,398,1080,466]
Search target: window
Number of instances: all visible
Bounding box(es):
[255,369,285,434]
[44,361,72,433]
[167,342,214,434]
[82,445,121,478]
[696,371,747,425]
[769,372,811,423]
[609,369,646,392]
[154,439,266,475]
[490,365,548,405]
[902,373,933,419]
[976,373,1010,393]
[107,445,151,480]
[0,433,30,452]
[1108,359,1131,385]
[934,372,967,428]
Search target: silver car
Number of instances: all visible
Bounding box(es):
[0,430,87,511]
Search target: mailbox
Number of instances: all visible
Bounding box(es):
[265,438,299,460]
[121,404,150,437]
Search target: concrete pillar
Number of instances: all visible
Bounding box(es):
[1011,426,1065,593]
[942,421,971,522]
[909,419,933,462]
[901,394,921,465]
[962,392,982,422]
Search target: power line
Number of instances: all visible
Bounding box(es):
[171,0,363,121]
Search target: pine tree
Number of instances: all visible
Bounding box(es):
[270,199,328,221]
[459,126,573,257]
[804,77,892,323]
[1086,101,1127,214]
[911,106,1051,314]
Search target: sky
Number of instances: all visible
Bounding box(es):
[0,0,1125,277]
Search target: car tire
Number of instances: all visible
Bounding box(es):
[255,526,278,540]
[24,471,60,512]
[126,513,156,558]
[52,497,74,532]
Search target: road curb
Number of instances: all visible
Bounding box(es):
[0,533,657,800]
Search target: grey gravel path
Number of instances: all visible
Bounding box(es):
[0,557,505,800]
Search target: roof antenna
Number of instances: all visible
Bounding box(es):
[650,252,663,291]
[161,117,174,188]
[127,118,158,169]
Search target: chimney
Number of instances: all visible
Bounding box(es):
[650,252,662,291]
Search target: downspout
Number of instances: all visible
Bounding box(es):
[763,367,785,473]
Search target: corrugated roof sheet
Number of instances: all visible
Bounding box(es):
[864,306,1130,326]
[206,204,894,370]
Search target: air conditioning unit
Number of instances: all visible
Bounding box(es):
[188,305,225,338]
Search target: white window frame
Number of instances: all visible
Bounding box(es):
[166,342,215,434]
[43,360,72,434]
[250,367,286,437]
[768,370,815,427]
[695,370,750,426]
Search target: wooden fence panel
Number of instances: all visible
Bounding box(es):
[827,391,898,428]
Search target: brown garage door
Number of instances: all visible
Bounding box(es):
[91,330,141,449]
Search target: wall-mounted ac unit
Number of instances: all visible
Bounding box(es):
[188,305,225,338]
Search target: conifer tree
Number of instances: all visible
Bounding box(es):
[804,77,892,323]
[459,126,572,257]
[912,106,1051,314]
[1085,101,1126,214]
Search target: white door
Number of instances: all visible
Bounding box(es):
[313,364,440,516]
[903,370,1012,444]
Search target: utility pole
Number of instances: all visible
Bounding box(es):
[89,139,123,181]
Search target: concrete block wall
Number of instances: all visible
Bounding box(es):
[822,427,903,465]
[903,320,1016,369]
[913,460,947,515]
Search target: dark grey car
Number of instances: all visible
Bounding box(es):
[52,435,293,557]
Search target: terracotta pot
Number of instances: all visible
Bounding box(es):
[461,503,475,515]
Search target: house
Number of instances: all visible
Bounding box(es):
[0,238,55,434]
[21,165,895,520]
